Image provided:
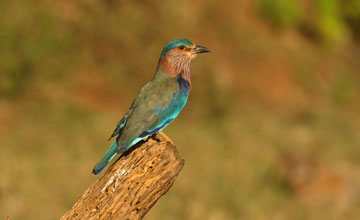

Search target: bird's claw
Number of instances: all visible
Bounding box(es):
[158,132,174,144]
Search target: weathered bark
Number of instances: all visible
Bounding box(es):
[61,133,184,220]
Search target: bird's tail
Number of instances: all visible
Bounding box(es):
[92,141,119,175]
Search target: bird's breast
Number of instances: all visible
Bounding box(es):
[154,76,189,120]
[177,75,190,93]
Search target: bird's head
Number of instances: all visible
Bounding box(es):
[160,38,211,59]
[158,38,211,77]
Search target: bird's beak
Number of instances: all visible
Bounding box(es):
[193,45,211,54]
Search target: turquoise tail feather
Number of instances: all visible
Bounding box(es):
[92,141,119,175]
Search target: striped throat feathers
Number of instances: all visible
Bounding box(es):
[157,38,211,88]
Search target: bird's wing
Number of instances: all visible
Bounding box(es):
[115,77,186,151]
[107,78,160,142]
[107,101,135,141]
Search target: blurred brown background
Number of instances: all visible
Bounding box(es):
[1,0,360,219]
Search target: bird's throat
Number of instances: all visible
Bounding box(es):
[157,56,191,88]
[158,56,178,77]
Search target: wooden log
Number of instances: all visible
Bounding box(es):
[60,133,184,220]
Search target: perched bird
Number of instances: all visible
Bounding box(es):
[92,38,211,175]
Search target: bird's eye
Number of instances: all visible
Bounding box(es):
[178,45,185,50]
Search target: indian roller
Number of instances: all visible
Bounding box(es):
[92,38,211,175]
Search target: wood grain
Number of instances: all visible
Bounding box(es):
[61,134,184,220]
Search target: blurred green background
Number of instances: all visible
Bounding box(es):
[1,0,360,219]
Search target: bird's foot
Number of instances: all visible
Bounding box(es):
[158,132,174,144]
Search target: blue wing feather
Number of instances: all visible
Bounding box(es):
[141,77,189,136]
[93,76,190,174]
[122,76,189,151]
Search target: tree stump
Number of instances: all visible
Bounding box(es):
[60,134,184,220]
